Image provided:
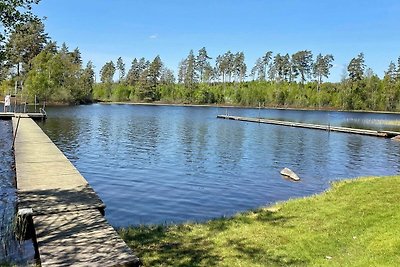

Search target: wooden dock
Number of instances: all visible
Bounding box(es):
[0,112,46,120]
[217,115,400,138]
[12,117,140,266]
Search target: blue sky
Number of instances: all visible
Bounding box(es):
[33,0,400,82]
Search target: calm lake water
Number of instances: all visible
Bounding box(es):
[0,120,16,262]
[2,104,400,232]
[25,104,400,227]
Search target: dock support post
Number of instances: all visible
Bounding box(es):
[12,115,21,148]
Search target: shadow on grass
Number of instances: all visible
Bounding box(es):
[206,208,294,233]
[227,237,307,266]
[255,209,296,226]
[120,209,298,266]
[120,225,221,266]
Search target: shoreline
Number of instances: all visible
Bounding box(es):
[97,101,400,115]
[119,175,400,266]
[2,99,400,114]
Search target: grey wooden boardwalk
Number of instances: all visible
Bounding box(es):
[0,112,46,120]
[217,115,400,138]
[13,117,140,266]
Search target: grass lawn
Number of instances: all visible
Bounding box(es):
[119,176,400,266]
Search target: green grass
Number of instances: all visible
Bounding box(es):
[119,176,400,266]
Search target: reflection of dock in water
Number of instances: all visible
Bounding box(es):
[13,117,140,266]
[217,115,400,139]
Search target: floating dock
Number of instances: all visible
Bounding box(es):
[0,112,46,120]
[12,117,140,266]
[217,115,400,138]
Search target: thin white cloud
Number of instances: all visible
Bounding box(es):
[149,34,158,39]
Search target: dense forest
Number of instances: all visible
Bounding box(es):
[92,50,400,111]
[1,1,400,111]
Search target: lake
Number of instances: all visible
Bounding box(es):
[26,104,400,227]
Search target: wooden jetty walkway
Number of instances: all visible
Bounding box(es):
[0,112,46,120]
[12,117,140,266]
[217,115,400,138]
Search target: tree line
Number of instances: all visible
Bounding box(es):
[92,48,400,111]
[104,48,334,88]
[1,1,400,111]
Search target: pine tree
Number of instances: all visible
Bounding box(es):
[250,58,262,81]
[70,47,82,66]
[177,59,187,84]
[195,47,211,83]
[233,52,246,82]
[313,53,334,90]
[5,19,48,76]
[100,61,115,84]
[251,52,272,81]
[384,61,397,82]
[160,68,175,84]
[116,57,125,82]
[184,50,197,88]
[397,56,400,81]
[261,51,273,80]
[347,53,365,81]
[291,50,313,84]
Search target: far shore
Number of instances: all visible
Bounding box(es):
[2,98,400,115]
[98,100,400,115]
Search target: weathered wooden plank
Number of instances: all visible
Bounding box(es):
[34,209,140,267]
[18,185,105,215]
[13,117,139,266]
[16,161,82,177]
[0,112,46,120]
[13,117,105,215]
[13,119,88,186]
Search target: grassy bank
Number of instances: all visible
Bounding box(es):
[119,175,400,266]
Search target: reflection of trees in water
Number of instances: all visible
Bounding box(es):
[98,117,111,147]
[343,134,394,176]
[342,118,400,132]
[269,127,334,179]
[126,116,161,165]
[310,132,330,170]
[179,120,194,164]
[384,140,400,172]
[176,117,211,175]
[176,107,212,173]
[196,124,209,163]
[270,127,307,169]
[344,135,364,169]
[271,127,286,166]
[215,122,245,173]
[291,131,306,167]
[38,118,83,162]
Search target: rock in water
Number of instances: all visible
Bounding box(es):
[392,135,400,141]
[280,167,300,181]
